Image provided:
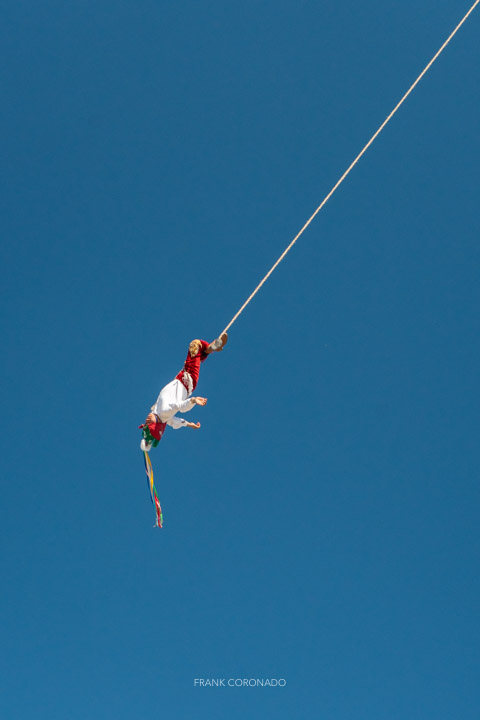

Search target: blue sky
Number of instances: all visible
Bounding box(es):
[1,1,479,718]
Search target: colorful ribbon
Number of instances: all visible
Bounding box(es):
[143,451,163,528]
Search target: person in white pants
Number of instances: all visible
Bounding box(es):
[139,333,228,451]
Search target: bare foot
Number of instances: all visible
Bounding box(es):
[207,332,228,352]
[192,397,207,406]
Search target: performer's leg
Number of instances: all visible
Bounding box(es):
[208,332,228,352]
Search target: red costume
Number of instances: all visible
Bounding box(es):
[176,339,210,393]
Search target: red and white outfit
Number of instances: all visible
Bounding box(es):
[151,340,210,430]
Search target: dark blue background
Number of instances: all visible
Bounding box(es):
[1,1,479,718]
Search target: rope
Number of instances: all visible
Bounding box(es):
[221,0,479,336]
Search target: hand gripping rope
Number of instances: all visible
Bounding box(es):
[220,0,480,337]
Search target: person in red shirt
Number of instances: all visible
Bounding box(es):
[139,333,228,451]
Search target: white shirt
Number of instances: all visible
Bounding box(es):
[151,378,195,429]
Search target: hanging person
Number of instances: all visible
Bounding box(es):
[139,333,228,452]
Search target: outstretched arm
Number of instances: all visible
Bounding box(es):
[166,416,201,430]
[173,396,207,414]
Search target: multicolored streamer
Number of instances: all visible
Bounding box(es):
[143,451,163,528]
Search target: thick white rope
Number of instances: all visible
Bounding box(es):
[221,0,480,336]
